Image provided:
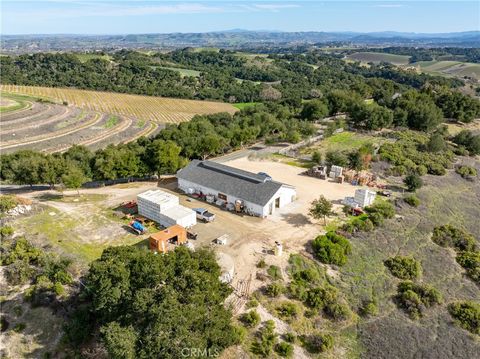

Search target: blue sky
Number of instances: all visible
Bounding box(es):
[1,1,479,35]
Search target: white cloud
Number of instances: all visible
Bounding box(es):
[3,1,301,20]
[4,3,226,19]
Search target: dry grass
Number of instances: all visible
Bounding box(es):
[0,85,237,124]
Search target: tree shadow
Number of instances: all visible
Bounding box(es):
[280,213,312,227]
[1,290,66,359]
[35,193,64,202]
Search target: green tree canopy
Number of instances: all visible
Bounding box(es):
[65,246,240,358]
[309,195,334,225]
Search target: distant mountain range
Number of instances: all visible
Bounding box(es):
[2,30,479,53]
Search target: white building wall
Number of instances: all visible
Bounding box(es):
[178,178,296,217]
[178,178,266,216]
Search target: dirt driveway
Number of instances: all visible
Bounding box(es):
[18,158,361,293]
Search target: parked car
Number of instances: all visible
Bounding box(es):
[193,208,216,223]
[378,190,392,197]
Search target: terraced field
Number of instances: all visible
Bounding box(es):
[0,85,237,153]
[346,52,411,65]
[0,94,159,153]
[414,61,480,80]
[0,84,237,124]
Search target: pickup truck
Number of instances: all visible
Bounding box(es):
[193,208,216,223]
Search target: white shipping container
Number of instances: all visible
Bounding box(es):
[157,206,197,228]
[137,189,196,228]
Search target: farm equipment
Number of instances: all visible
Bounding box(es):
[122,200,137,209]
[129,220,146,235]
[306,165,327,179]
[187,231,198,240]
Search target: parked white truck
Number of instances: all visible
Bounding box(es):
[193,208,216,223]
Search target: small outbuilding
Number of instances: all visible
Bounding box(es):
[149,224,187,253]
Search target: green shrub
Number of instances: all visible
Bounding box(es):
[240,310,260,328]
[267,265,283,280]
[360,299,378,317]
[452,130,480,156]
[275,342,294,358]
[251,320,277,357]
[396,281,442,319]
[246,299,259,309]
[0,195,18,213]
[13,322,26,332]
[53,282,65,296]
[448,301,480,335]
[343,215,375,233]
[276,301,298,320]
[0,226,14,239]
[283,332,296,343]
[364,201,395,220]
[5,260,35,285]
[456,166,477,179]
[1,237,43,266]
[404,174,423,192]
[265,282,284,297]
[384,255,422,280]
[324,302,350,321]
[416,165,428,176]
[291,267,321,284]
[432,225,477,252]
[306,286,337,309]
[404,194,420,207]
[303,333,334,353]
[379,131,454,176]
[256,259,267,268]
[231,324,247,344]
[456,251,480,285]
[311,231,351,266]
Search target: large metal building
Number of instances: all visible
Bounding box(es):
[176,160,296,217]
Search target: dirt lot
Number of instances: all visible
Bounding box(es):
[4,158,479,358]
[10,158,359,289]
[3,158,361,358]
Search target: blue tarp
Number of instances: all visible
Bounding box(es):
[132,221,145,232]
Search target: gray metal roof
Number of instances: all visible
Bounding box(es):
[176,160,291,206]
